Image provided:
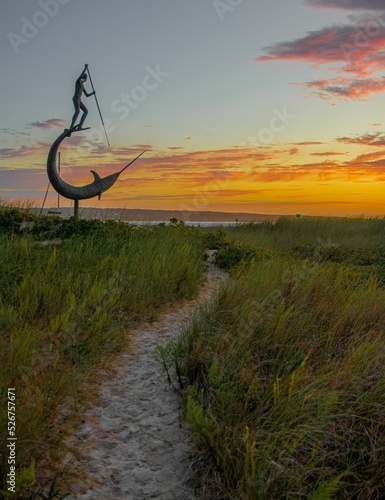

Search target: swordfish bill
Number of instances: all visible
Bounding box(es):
[47,128,146,201]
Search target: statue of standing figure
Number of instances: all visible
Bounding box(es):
[46,63,144,218]
[69,64,95,131]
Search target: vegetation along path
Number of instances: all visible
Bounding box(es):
[66,251,226,499]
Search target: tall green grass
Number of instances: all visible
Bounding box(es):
[165,217,385,498]
[226,216,385,252]
[0,209,206,498]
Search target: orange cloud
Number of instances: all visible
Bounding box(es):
[311,151,346,156]
[3,139,385,216]
[336,132,385,146]
[292,141,324,146]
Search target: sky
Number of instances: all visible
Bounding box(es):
[2,0,385,216]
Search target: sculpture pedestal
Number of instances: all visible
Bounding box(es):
[74,200,79,219]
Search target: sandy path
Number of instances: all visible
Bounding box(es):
[66,252,226,500]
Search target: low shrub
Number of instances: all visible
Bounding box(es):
[215,241,271,271]
[0,207,36,235]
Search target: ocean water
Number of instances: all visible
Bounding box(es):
[127,221,243,227]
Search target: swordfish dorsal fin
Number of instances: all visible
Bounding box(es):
[90,169,103,200]
[90,170,102,182]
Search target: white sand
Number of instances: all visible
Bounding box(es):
[66,252,226,499]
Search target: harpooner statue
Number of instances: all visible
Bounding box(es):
[69,64,95,131]
[45,64,146,217]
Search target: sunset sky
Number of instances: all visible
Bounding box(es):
[2,0,385,216]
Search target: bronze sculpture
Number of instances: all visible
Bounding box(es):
[69,64,95,131]
[46,65,144,217]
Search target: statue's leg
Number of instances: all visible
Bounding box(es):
[78,102,88,129]
[70,98,81,129]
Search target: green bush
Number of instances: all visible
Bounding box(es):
[199,229,230,250]
[215,241,271,271]
[0,207,36,235]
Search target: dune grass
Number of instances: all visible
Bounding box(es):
[0,207,207,498]
[226,216,385,252]
[164,217,385,498]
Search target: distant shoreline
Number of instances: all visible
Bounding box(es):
[35,207,284,223]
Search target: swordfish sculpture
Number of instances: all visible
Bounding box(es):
[47,127,145,201]
[46,64,145,210]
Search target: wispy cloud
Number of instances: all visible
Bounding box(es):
[306,0,385,11]
[0,145,38,158]
[292,141,325,146]
[311,151,347,156]
[131,144,153,150]
[1,129,31,138]
[258,22,385,76]
[28,119,66,129]
[257,4,385,101]
[336,132,385,145]
[298,76,385,100]
[3,138,385,211]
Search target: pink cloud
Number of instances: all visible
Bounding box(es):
[311,151,346,156]
[0,145,42,158]
[291,141,324,145]
[258,23,385,76]
[298,76,385,100]
[28,119,66,129]
[306,0,385,11]
[257,10,385,100]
